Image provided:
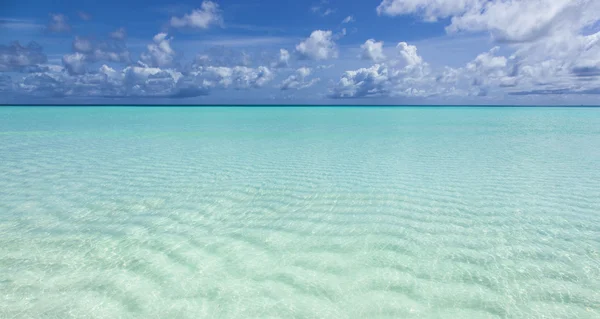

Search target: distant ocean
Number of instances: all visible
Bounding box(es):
[1,106,599,318]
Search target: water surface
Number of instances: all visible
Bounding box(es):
[1,107,599,318]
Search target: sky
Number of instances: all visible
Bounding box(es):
[1,0,600,105]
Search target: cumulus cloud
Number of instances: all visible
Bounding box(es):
[332,29,600,100]
[61,36,130,75]
[360,39,386,62]
[170,1,222,29]
[122,63,183,96]
[372,0,600,97]
[15,62,185,98]
[18,72,65,97]
[46,14,70,33]
[330,64,392,98]
[331,42,435,98]
[62,52,87,75]
[8,32,278,99]
[296,30,337,60]
[280,67,320,90]
[396,42,423,67]
[140,33,176,68]
[0,41,47,72]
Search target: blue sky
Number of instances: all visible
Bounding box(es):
[1,0,599,104]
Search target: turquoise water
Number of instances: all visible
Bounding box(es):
[0,106,599,318]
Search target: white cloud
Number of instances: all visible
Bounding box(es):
[188,65,274,89]
[280,67,320,90]
[62,52,87,75]
[360,39,386,62]
[396,42,423,67]
[11,46,276,99]
[322,9,335,16]
[123,63,183,96]
[0,42,47,72]
[330,64,392,98]
[0,18,43,31]
[376,0,600,43]
[72,37,93,53]
[331,42,436,98]
[317,64,334,69]
[342,16,355,24]
[110,27,127,40]
[271,49,290,68]
[68,36,130,71]
[170,1,222,29]
[332,30,600,99]
[192,47,255,68]
[311,1,336,17]
[140,33,176,68]
[16,62,185,98]
[376,0,478,21]
[46,13,70,33]
[296,30,337,60]
[373,0,600,97]
[18,72,64,96]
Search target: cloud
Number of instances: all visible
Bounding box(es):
[360,39,386,62]
[123,63,183,96]
[376,0,477,20]
[110,27,127,40]
[62,52,87,75]
[191,36,289,47]
[63,36,131,74]
[296,30,337,60]
[271,49,290,68]
[322,9,335,16]
[280,67,320,90]
[188,66,274,89]
[15,62,184,98]
[192,46,252,68]
[330,64,392,98]
[331,29,600,100]
[317,64,334,69]
[0,18,43,30]
[0,41,48,72]
[140,33,176,68]
[376,0,600,43]
[331,42,437,98]
[10,42,276,99]
[396,42,423,67]
[46,13,70,33]
[170,1,222,29]
[0,74,13,92]
[18,72,65,97]
[78,11,92,21]
[311,1,336,17]
[342,16,355,24]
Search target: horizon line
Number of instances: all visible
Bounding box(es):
[1,104,600,108]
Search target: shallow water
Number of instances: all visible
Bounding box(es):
[1,106,599,318]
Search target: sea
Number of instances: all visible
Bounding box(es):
[0,106,599,318]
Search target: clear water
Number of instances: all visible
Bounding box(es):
[0,107,599,318]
